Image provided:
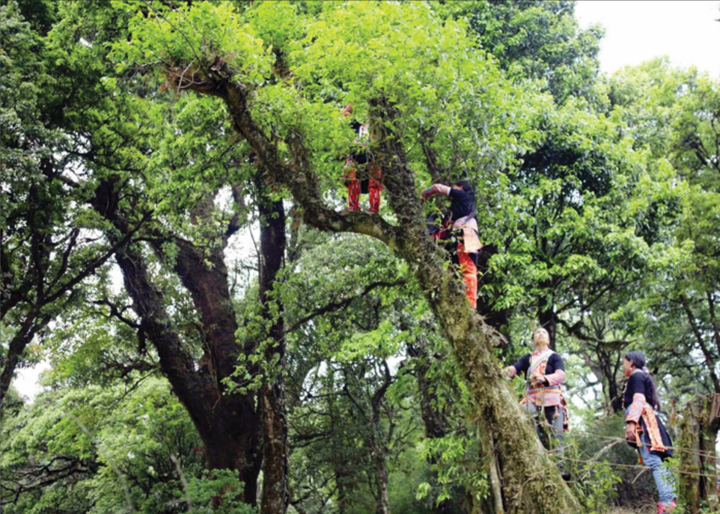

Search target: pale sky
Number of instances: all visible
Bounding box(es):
[575,1,720,77]
[12,1,720,403]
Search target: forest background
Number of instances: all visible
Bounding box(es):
[1,1,719,513]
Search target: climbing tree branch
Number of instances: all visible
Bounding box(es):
[164,62,401,248]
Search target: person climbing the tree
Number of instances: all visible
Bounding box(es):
[341,103,383,214]
[622,351,676,513]
[504,328,570,481]
[421,180,482,308]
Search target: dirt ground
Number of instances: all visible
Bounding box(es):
[608,506,658,514]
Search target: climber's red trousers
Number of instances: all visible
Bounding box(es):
[458,247,478,309]
[344,160,382,213]
[347,179,382,213]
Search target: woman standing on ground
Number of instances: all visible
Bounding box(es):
[623,351,676,513]
[504,328,570,480]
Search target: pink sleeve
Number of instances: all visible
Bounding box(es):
[545,369,566,387]
[421,184,451,200]
[626,393,646,423]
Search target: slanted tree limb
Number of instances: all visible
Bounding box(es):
[167,68,402,249]
[368,94,577,512]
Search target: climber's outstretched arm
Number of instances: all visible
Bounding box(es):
[421,184,451,201]
[505,354,530,380]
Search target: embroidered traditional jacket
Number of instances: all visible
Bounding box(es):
[510,349,570,431]
[623,369,673,458]
[510,349,566,407]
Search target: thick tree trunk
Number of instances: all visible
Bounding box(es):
[366,97,578,513]
[476,244,511,343]
[370,399,391,514]
[537,284,557,350]
[679,394,720,514]
[407,343,454,514]
[118,235,262,499]
[258,197,290,514]
[93,178,263,505]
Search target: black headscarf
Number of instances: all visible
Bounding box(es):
[625,351,646,370]
[452,180,477,220]
[625,351,661,410]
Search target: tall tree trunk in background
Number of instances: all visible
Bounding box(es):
[678,394,720,513]
[287,204,303,267]
[258,194,290,514]
[596,347,624,413]
[93,178,263,505]
[328,381,354,514]
[333,453,354,512]
[369,377,391,514]
[368,424,391,514]
[476,245,511,344]
[407,342,453,514]
[479,426,505,514]
[411,339,502,514]
[409,344,448,441]
[537,282,557,350]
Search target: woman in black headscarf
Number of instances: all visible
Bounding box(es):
[623,351,676,513]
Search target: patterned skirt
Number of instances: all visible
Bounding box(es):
[626,406,674,460]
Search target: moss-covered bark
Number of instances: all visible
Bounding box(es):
[678,394,720,514]
[258,196,290,514]
[368,97,578,513]
[679,398,703,512]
